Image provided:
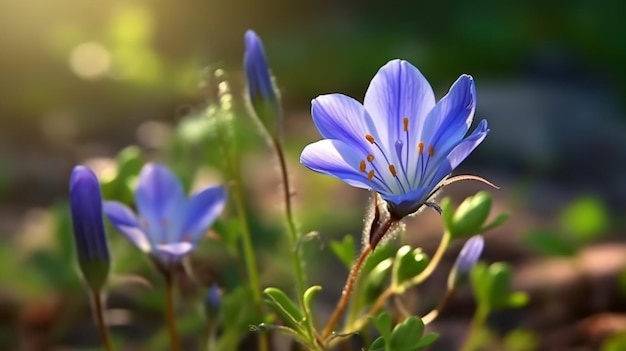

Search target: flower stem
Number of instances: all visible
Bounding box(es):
[230,171,270,351]
[460,305,489,351]
[165,275,182,351]
[346,230,452,333]
[322,217,396,341]
[421,286,456,325]
[215,114,269,351]
[270,138,308,314]
[403,231,452,288]
[91,289,114,351]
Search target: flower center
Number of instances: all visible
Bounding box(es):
[359,118,436,195]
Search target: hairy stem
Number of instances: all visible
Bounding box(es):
[322,217,396,341]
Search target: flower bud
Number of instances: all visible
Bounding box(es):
[243,29,282,139]
[70,166,110,291]
[447,235,484,289]
[392,245,429,291]
[205,283,222,319]
[442,192,507,239]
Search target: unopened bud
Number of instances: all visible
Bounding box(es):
[70,166,110,291]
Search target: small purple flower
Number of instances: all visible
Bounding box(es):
[244,29,277,105]
[454,235,485,274]
[300,60,489,218]
[103,163,227,263]
[69,166,110,289]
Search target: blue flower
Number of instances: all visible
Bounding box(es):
[103,163,227,263]
[69,166,110,290]
[300,59,489,218]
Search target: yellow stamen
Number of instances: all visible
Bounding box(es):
[365,134,375,144]
[367,154,374,162]
[403,118,408,132]
[359,160,366,173]
[418,142,424,155]
[429,146,435,157]
[367,170,375,181]
[389,165,397,177]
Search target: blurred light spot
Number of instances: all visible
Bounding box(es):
[69,42,111,80]
[137,121,171,150]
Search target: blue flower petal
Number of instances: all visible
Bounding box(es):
[300,139,374,191]
[381,187,429,209]
[446,119,489,170]
[363,59,436,150]
[423,75,477,153]
[135,163,186,243]
[103,201,152,253]
[154,242,194,261]
[312,94,378,152]
[181,185,227,244]
[427,119,489,188]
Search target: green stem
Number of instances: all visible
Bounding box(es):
[345,230,452,334]
[230,170,269,351]
[216,116,269,351]
[403,231,452,288]
[460,305,489,351]
[165,276,182,351]
[269,138,308,316]
[91,289,114,351]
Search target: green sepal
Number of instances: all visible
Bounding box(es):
[79,258,110,291]
[392,246,429,290]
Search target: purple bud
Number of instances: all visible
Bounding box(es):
[70,166,110,290]
[455,235,484,274]
[244,30,276,104]
[206,283,221,309]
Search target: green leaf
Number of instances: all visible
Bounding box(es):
[602,333,626,351]
[329,235,356,269]
[470,262,491,306]
[302,285,321,331]
[389,316,424,350]
[263,287,304,332]
[524,229,578,257]
[488,263,512,309]
[507,292,529,308]
[370,312,392,340]
[503,329,538,351]
[560,196,608,244]
[415,333,440,349]
[480,213,509,233]
[369,336,386,351]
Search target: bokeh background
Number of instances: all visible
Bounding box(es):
[1,0,626,350]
